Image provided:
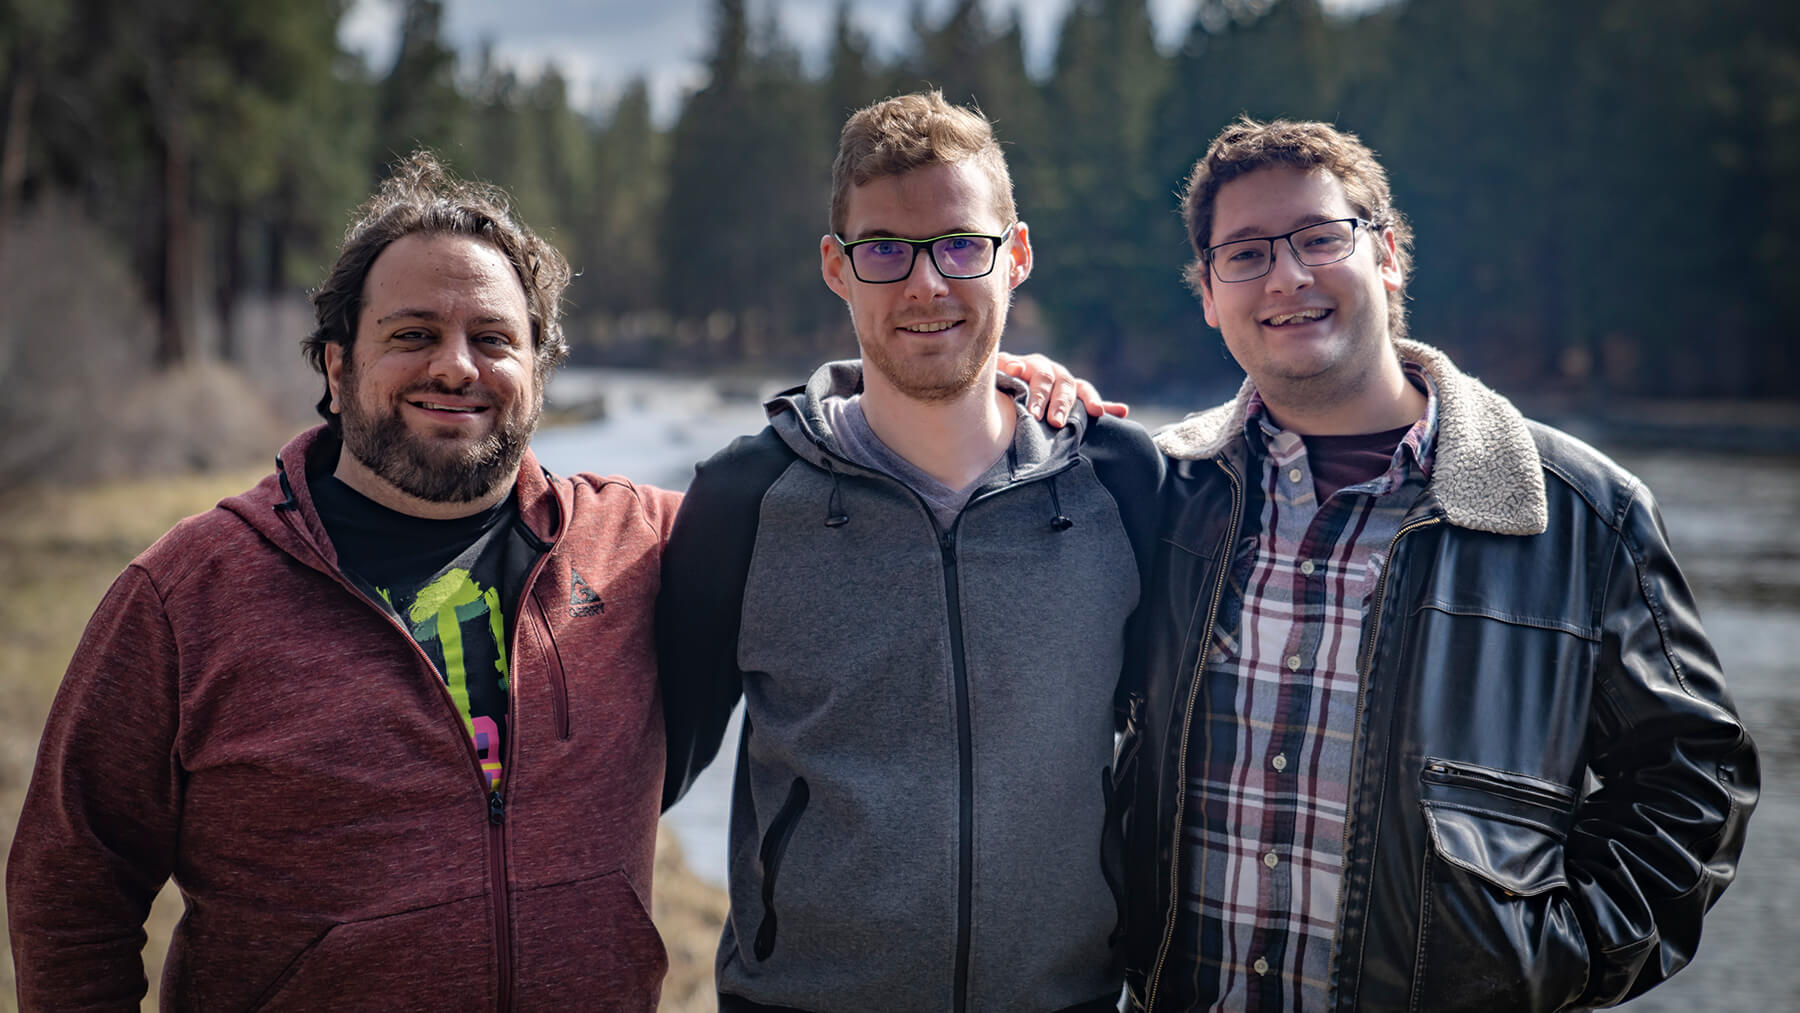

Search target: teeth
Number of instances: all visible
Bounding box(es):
[419,402,480,412]
[1267,309,1328,326]
[902,321,956,333]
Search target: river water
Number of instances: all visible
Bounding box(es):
[532,369,1800,1011]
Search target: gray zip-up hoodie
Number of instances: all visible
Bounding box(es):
[657,362,1162,1012]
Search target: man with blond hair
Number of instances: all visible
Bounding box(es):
[657,91,1161,1012]
[1119,117,1758,1010]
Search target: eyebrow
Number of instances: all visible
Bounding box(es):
[375,308,514,328]
[843,226,985,243]
[1215,213,1341,244]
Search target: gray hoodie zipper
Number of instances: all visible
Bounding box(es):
[803,427,1080,1009]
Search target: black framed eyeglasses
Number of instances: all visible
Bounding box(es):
[1201,218,1373,283]
[834,224,1015,284]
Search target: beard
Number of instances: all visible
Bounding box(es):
[860,302,1005,404]
[336,361,540,504]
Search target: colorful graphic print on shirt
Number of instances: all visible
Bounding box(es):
[378,568,510,790]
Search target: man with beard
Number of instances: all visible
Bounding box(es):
[655,91,1162,1012]
[7,153,679,1009]
[1119,118,1757,1010]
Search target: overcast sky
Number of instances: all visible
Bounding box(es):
[340,0,1384,123]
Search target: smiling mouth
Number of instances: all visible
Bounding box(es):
[1263,308,1332,327]
[900,320,960,334]
[411,400,488,415]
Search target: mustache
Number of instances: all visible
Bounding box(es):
[401,379,492,405]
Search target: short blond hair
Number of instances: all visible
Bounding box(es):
[829,90,1016,235]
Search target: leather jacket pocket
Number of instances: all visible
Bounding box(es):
[754,777,809,961]
[1412,789,1589,1013]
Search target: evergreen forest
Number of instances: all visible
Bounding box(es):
[2,0,1795,409]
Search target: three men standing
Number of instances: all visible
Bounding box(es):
[1120,118,1758,1010]
[7,91,1757,1013]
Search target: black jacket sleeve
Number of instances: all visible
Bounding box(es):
[1083,414,1166,729]
[656,428,794,811]
[1567,480,1759,1006]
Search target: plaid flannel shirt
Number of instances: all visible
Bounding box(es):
[1164,367,1438,1010]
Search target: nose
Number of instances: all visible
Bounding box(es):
[428,334,480,388]
[1263,237,1314,294]
[900,248,951,302]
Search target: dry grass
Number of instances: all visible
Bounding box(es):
[0,470,724,1011]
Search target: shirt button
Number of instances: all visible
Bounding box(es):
[1286,654,1302,671]
[1300,560,1316,575]
[1272,753,1288,772]
[1287,467,1304,483]
[1264,851,1280,869]
[1254,956,1270,975]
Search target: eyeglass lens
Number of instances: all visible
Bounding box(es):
[1211,220,1358,282]
[851,234,997,283]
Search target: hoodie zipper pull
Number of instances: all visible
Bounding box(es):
[488,790,506,826]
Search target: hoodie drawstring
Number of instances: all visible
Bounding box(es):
[824,468,849,527]
[274,457,299,512]
[1048,475,1074,532]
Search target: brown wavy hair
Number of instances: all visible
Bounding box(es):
[1179,117,1412,340]
[302,151,571,433]
[829,90,1016,236]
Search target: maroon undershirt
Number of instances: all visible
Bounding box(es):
[1301,423,1415,502]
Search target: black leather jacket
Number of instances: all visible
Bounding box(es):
[1120,341,1758,1012]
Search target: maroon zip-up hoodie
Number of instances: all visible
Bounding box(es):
[8,427,679,1011]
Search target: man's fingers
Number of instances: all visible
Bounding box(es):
[994,350,1117,425]
[1023,354,1061,419]
[1074,380,1130,419]
[1049,377,1079,426]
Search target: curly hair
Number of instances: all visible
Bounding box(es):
[302,151,572,432]
[829,90,1016,236]
[1179,117,1413,341]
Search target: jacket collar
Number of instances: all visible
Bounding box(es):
[765,359,1091,482]
[1153,339,1547,535]
[226,425,563,572]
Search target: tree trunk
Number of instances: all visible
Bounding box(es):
[156,109,193,369]
[0,55,36,252]
[215,200,242,362]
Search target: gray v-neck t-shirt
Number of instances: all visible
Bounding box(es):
[819,395,1012,531]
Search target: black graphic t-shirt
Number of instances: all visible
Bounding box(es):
[312,475,537,789]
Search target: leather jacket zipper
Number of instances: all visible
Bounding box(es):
[1421,759,1576,811]
[1326,513,1440,1009]
[1146,458,1243,1011]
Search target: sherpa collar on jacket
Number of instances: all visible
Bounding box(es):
[1152,339,1547,536]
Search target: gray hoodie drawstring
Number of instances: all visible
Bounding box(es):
[825,468,849,527]
[1048,475,1074,532]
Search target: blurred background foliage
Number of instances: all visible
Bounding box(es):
[2,0,1797,488]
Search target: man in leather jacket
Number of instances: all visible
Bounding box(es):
[1119,117,1758,1011]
